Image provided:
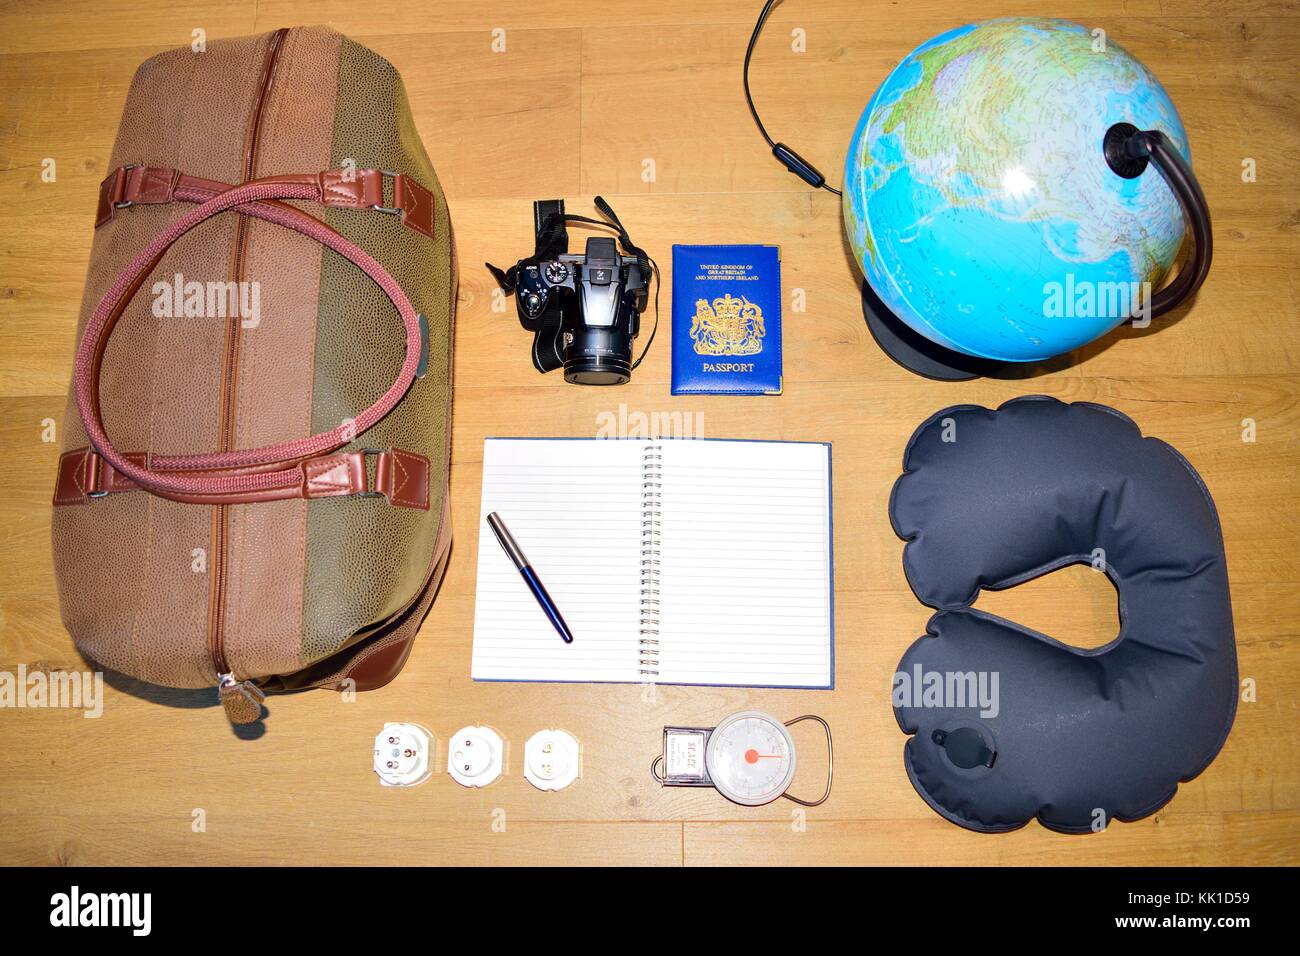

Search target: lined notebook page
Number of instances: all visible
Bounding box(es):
[471,439,645,682]
[654,440,833,688]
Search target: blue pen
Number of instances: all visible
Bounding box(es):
[486,512,574,643]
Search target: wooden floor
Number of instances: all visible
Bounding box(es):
[1,0,1297,866]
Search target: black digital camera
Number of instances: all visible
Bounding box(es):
[487,198,655,386]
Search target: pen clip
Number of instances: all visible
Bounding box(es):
[486,511,529,569]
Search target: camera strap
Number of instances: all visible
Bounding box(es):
[485,197,648,291]
[484,197,658,375]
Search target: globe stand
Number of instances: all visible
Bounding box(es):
[860,280,1007,381]
[857,124,1212,383]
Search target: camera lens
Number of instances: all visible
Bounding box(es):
[563,325,633,385]
[566,360,630,386]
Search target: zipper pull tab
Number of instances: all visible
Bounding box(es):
[218,673,265,724]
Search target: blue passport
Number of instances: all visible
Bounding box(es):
[671,244,782,395]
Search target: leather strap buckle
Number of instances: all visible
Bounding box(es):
[370,170,403,216]
[96,165,130,227]
[96,164,181,227]
[95,165,436,238]
[112,163,140,210]
[299,448,429,509]
[371,170,436,240]
[352,447,387,500]
[354,447,431,509]
[53,448,146,504]
[54,446,429,509]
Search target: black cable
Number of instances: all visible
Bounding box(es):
[743,0,780,149]
[744,0,842,196]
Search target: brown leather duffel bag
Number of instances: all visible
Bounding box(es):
[50,26,454,723]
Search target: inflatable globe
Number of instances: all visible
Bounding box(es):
[843,18,1190,364]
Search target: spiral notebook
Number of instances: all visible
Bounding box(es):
[471,438,833,688]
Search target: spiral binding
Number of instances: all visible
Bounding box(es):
[639,443,662,678]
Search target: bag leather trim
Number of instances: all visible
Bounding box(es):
[53,446,430,508]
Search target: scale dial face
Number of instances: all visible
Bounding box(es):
[704,711,797,806]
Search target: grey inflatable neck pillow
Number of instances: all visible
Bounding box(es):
[891,397,1238,834]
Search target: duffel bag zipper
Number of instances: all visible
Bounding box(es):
[213,27,288,724]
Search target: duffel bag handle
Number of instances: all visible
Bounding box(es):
[74,176,426,503]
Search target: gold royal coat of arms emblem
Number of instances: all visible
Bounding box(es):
[690,293,766,356]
